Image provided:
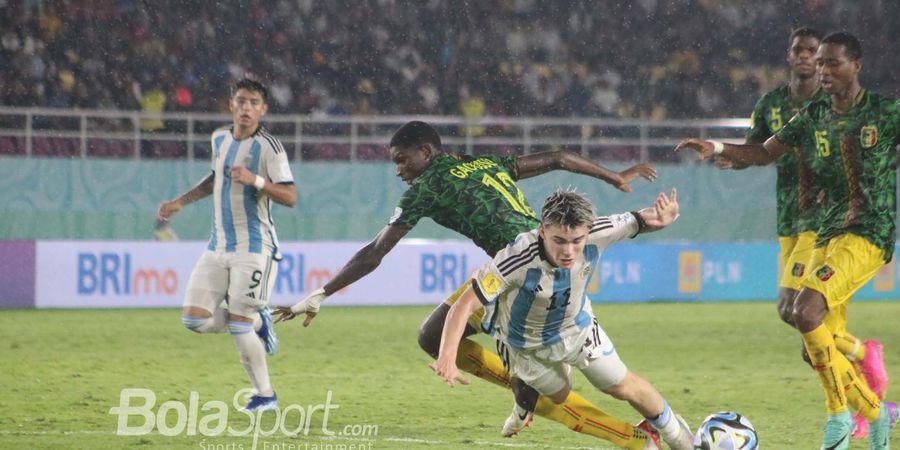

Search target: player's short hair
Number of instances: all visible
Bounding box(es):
[390,121,442,150]
[541,189,595,229]
[821,32,863,61]
[789,27,821,45]
[231,78,269,103]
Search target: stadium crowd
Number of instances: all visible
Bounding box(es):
[1,0,898,121]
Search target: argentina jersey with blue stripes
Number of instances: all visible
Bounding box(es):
[471,212,639,350]
[208,126,294,257]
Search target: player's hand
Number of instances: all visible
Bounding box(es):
[429,357,469,387]
[274,288,326,327]
[616,163,658,192]
[157,200,182,221]
[230,166,256,186]
[675,138,715,161]
[652,188,679,226]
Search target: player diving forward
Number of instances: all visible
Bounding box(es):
[431,188,694,450]
[277,121,667,449]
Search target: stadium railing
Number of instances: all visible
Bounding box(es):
[0,107,749,162]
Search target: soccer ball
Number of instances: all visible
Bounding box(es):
[692,411,758,450]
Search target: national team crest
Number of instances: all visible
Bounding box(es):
[582,265,592,278]
[860,125,878,148]
[816,265,835,282]
[791,262,805,278]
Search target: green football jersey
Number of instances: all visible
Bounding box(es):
[389,154,540,256]
[777,89,900,261]
[747,86,827,236]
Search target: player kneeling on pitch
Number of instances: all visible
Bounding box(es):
[431,188,694,450]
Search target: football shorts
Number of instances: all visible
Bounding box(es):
[801,233,884,334]
[184,251,277,318]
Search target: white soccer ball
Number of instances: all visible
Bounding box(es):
[692,411,758,450]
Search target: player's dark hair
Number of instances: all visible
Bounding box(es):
[789,27,821,45]
[231,78,269,103]
[821,32,863,61]
[390,121,442,150]
[541,189,595,229]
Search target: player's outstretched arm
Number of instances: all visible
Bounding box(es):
[675,137,789,166]
[515,150,657,192]
[275,224,410,326]
[636,188,679,233]
[157,173,215,221]
[429,285,479,387]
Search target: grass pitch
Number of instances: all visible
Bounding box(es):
[2,302,899,449]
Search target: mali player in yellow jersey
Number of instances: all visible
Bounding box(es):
[677,32,899,450]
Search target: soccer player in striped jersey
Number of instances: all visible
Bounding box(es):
[157,78,296,412]
[276,121,665,448]
[432,188,693,450]
[718,27,887,439]
[677,32,900,449]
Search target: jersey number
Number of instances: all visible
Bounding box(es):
[547,288,572,311]
[815,130,831,157]
[481,173,536,217]
[769,107,783,132]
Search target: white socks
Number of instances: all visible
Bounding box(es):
[230,320,273,396]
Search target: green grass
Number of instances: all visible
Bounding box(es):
[2,302,899,449]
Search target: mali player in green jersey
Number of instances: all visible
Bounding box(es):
[277,121,665,449]
[722,28,886,440]
[678,32,899,449]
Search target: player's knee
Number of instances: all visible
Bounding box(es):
[602,371,641,402]
[417,321,442,358]
[776,290,796,326]
[182,315,209,333]
[791,292,827,332]
[511,378,540,412]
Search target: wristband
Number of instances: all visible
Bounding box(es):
[253,175,266,190]
[710,140,724,155]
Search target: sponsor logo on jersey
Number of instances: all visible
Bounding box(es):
[861,125,878,148]
[480,272,502,297]
[816,265,835,282]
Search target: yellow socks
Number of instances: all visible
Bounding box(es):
[534,393,650,450]
[833,331,866,362]
[454,339,650,449]
[843,362,881,421]
[454,338,511,388]
[802,324,851,413]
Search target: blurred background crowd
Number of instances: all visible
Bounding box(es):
[2,0,898,122]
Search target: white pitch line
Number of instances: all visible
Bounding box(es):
[0,430,616,449]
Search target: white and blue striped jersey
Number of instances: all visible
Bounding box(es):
[472,213,640,350]
[207,126,294,257]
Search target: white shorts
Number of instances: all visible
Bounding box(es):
[183,251,277,318]
[497,319,627,395]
